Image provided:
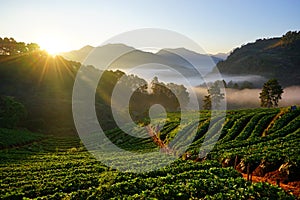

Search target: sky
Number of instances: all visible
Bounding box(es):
[0,0,299,54]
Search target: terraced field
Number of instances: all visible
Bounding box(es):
[1,107,299,199]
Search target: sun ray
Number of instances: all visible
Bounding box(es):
[38,54,51,86]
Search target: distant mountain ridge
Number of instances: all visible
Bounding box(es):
[60,31,300,87]
[209,53,228,60]
[61,45,94,62]
[214,31,300,86]
[60,44,224,76]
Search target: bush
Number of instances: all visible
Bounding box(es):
[0,96,26,128]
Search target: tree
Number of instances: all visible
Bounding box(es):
[26,43,40,52]
[0,96,27,128]
[0,37,40,55]
[203,80,225,110]
[150,77,189,110]
[259,79,283,108]
[128,76,190,123]
[240,81,253,89]
[202,95,211,110]
[166,82,189,108]
[233,83,239,89]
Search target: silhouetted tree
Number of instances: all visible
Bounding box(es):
[166,82,189,108]
[281,31,300,46]
[26,43,40,52]
[0,37,40,55]
[203,80,225,110]
[129,77,189,123]
[259,79,283,108]
[209,81,225,109]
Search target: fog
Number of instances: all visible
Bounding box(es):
[192,86,300,110]
[280,86,300,106]
[121,69,300,109]
[123,67,266,88]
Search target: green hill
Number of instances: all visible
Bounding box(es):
[0,52,81,132]
[0,52,124,132]
[0,50,190,133]
[214,31,300,86]
[0,107,299,199]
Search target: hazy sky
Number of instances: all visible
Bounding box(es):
[1,0,299,54]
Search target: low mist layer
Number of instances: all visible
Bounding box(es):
[193,86,300,110]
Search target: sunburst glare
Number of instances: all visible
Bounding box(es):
[37,36,68,56]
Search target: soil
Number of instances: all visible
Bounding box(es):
[242,170,300,197]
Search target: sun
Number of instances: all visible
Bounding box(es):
[43,45,61,56]
[37,36,68,56]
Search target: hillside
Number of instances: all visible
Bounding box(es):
[214,31,300,86]
[60,45,94,62]
[0,50,191,133]
[1,108,299,199]
[0,52,80,132]
[0,52,122,132]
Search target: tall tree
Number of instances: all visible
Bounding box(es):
[259,79,283,108]
[203,80,225,110]
[150,77,189,110]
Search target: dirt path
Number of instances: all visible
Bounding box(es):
[241,173,300,197]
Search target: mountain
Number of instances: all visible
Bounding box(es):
[156,48,222,75]
[60,45,224,77]
[213,31,300,86]
[60,45,94,62]
[210,52,228,60]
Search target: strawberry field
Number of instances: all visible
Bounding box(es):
[1,107,299,199]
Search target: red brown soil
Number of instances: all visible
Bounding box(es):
[242,170,300,197]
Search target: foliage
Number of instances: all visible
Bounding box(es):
[280,30,300,47]
[129,76,189,123]
[149,76,189,111]
[259,79,283,108]
[0,108,299,199]
[0,49,189,132]
[0,128,43,149]
[202,95,212,110]
[202,80,225,110]
[0,53,81,132]
[0,37,40,55]
[215,30,300,87]
[0,96,26,128]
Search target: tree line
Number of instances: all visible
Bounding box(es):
[96,70,190,126]
[0,37,40,55]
